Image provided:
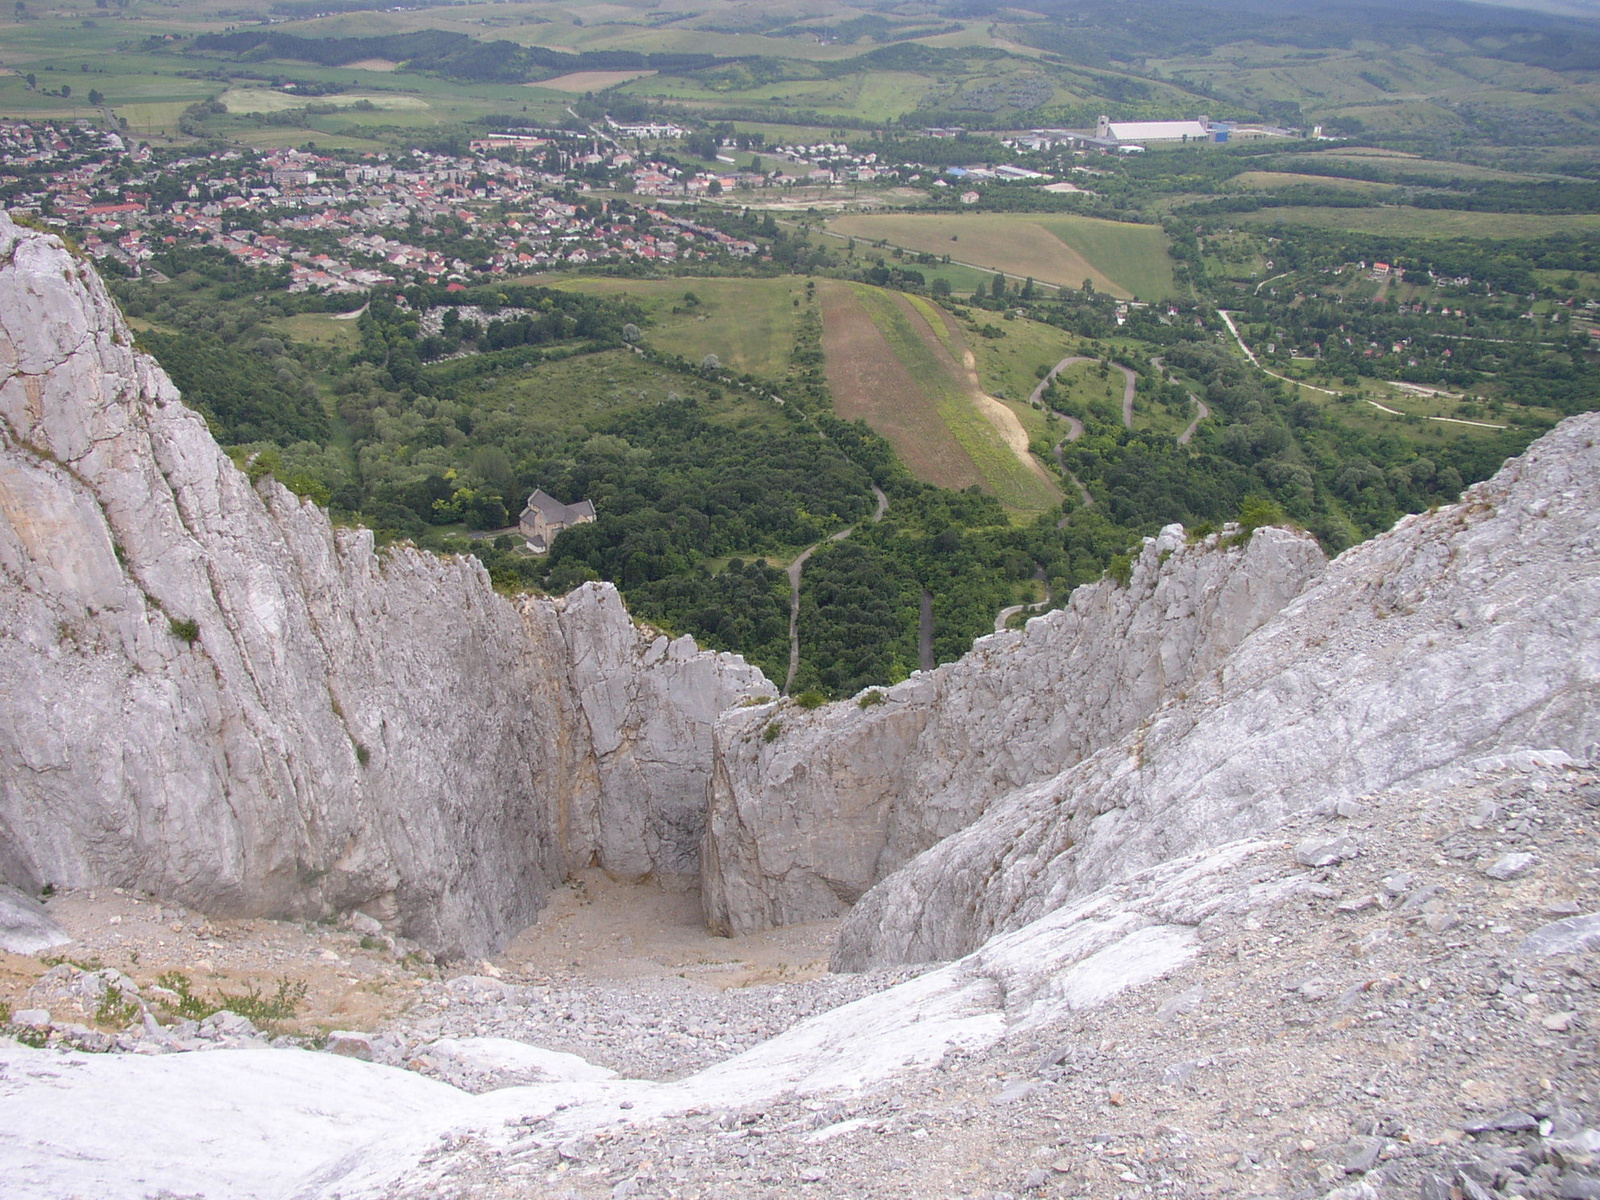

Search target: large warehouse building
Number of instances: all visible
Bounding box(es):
[1096,115,1225,144]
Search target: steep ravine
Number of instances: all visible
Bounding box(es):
[703,523,1327,936]
[0,212,771,961]
[5,213,1600,1200]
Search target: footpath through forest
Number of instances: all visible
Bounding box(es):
[784,484,888,694]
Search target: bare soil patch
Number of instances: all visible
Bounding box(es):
[495,870,838,990]
[340,58,398,71]
[1,888,431,1038]
[819,281,981,491]
[905,297,1060,500]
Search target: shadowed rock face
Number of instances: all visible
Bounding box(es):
[702,524,1327,937]
[0,213,770,961]
[833,413,1600,970]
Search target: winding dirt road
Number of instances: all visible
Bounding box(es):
[783,484,888,694]
[1031,354,1113,516]
[1151,355,1212,446]
[1030,355,1136,429]
[993,573,1054,634]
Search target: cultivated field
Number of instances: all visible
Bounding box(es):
[219,87,431,113]
[826,213,1176,300]
[1234,207,1600,239]
[821,283,1061,515]
[1273,152,1547,183]
[528,69,657,93]
[1226,171,1400,195]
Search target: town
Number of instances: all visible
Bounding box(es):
[0,111,1298,295]
[0,118,785,290]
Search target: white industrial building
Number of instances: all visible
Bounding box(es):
[1096,116,1214,143]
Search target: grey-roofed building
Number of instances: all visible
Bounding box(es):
[519,489,596,554]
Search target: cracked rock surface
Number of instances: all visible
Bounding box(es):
[830,413,1600,969]
[0,212,769,962]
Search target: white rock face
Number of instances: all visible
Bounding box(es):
[0,1040,472,1200]
[0,212,769,959]
[702,523,1325,935]
[0,884,70,955]
[0,833,1259,1200]
[556,582,772,885]
[834,413,1600,968]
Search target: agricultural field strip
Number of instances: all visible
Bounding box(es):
[819,281,984,494]
[876,288,1061,511]
[814,226,1066,295]
[822,282,1057,512]
[1232,207,1600,239]
[823,212,1176,300]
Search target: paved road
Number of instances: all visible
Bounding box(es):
[784,484,888,694]
[1216,309,1506,431]
[1151,355,1211,446]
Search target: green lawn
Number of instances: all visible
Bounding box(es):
[463,347,791,438]
[272,313,361,351]
[551,276,810,379]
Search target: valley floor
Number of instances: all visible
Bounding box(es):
[4,756,1597,1200]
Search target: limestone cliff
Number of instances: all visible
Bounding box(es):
[833,413,1600,968]
[0,212,770,960]
[702,523,1325,935]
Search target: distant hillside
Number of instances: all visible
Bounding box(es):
[189,29,727,84]
[942,0,1600,70]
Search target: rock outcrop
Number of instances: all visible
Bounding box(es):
[0,884,69,955]
[0,212,770,960]
[556,583,773,886]
[834,413,1600,969]
[702,523,1325,935]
